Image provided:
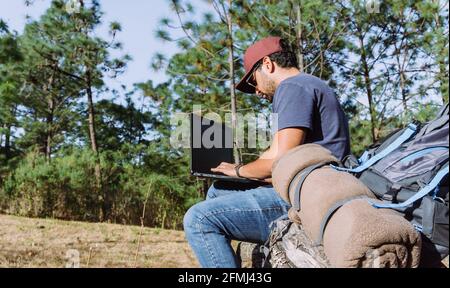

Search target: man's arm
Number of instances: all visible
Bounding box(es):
[211,127,307,180]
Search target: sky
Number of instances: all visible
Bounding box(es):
[0,0,211,95]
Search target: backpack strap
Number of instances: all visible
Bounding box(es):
[438,103,449,118]
[413,104,448,138]
[358,150,370,164]
[371,162,449,210]
[314,162,448,244]
[331,123,418,173]
[315,195,372,245]
[417,110,449,138]
[290,161,338,211]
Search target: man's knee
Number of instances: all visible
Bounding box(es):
[184,202,206,231]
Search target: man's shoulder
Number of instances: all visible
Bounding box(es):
[283,73,321,83]
[278,74,334,98]
[281,73,331,91]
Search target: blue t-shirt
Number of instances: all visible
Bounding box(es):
[272,73,350,160]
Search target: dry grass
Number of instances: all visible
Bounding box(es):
[0,214,199,268]
[1,214,447,268]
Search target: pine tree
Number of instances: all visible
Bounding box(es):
[18,0,130,220]
[416,0,449,104]
[0,21,23,165]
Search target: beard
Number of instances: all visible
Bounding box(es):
[258,72,277,103]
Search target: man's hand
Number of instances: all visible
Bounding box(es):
[211,128,307,180]
[211,162,239,177]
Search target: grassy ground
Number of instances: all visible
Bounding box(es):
[0,214,447,268]
[0,214,199,268]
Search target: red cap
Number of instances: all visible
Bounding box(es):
[236,36,282,94]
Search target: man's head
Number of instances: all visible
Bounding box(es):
[236,36,299,101]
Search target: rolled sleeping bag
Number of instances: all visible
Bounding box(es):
[272,144,376,241]
[323,199,422,268]
[272,144,422,267]
[272,143,340,204]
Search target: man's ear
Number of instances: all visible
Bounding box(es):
[262,56,275,74]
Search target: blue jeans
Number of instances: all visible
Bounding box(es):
[183,180,290,268]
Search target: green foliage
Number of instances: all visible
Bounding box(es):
[1,149,99,220]
[0,147,201,229]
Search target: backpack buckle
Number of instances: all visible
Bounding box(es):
[382,184,402,202]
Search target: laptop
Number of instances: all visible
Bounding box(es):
[190,113,260,183]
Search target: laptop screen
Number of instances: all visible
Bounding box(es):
[190,113,234,175]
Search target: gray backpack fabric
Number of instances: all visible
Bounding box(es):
[338,103,449,261]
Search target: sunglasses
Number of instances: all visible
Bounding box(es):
[245,62,262,90]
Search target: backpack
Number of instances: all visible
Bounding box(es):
[263,104,448,267]
[334,103,449,261]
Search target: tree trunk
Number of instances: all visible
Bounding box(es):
[395,14,409,121]
[399,70,408,113]
[86,69,104,220]
[227,0,240,165]
[46,97,54,163]
[359,35,377,143]
[4,124,11,160]
[296,2,305,72]
[78,0,104,221]
[42,68,55,163]
[77,0,100,183]
[45,83,55,163]
[395,43,408,118]
[86,70,99,155]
